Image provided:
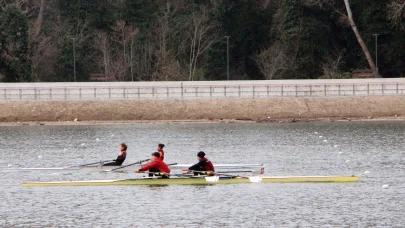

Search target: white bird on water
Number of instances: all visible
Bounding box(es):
[364,171,370,175]
[96,138,100,141]
[382,184,389,189]
[81,143,86,147]
[38,156,42,159]
[323,140,328,143]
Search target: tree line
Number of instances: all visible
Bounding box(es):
[0,0,404,82]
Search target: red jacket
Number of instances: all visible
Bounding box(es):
[202,158,214,172]
[140,159,170,173]
[158,149,165,161]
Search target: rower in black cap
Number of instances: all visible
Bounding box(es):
[183,151,215,175]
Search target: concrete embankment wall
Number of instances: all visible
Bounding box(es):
[1,96,405,122]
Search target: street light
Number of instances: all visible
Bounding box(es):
[373,34,379,78]
[225,36,230,80]
[71,38,77,82]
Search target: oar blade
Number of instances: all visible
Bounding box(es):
[205,176,220,182]
[248,175,263,183]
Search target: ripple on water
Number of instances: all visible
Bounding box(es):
[0,121,404,227]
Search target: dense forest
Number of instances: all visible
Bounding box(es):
[0,0,404,82]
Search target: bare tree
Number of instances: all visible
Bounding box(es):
[151,0,187,81]
[252,43,288,80]
[387,0,405,30]
[321,48,346,79]
[304,0,376,74]
[111,20,139,80]
[95,31,110,75]
[187,6,220,81]
[33,0,45,38]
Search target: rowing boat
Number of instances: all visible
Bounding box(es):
[22,175,359,187]
[1,163,264,172]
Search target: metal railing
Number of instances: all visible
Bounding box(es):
[0,79,404,101]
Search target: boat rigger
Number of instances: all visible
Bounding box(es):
[22,175,359,187]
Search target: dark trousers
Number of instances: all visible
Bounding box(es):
[102,161,118,166]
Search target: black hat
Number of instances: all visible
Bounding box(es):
[152,152,161,158]
[197,151,205,158]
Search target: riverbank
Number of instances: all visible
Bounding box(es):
[1,117,405,127]
[1,96,405,124]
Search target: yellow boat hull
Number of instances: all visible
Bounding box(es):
[22,176,359,187]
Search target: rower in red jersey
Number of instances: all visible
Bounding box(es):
[157,143,165,160]
[183,151,214,175]
[135,152,170,178]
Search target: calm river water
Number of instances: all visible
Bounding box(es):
[0,121,404,227]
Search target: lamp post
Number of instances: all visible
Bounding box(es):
[71,38,77,82]
[225,36,230,80]
[373,34,379,78]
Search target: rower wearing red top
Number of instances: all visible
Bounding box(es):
[135,152,170,178]
[157,143,165,160]
[183,151,214,175]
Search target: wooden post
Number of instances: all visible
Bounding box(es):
[367,84,369,95]
[253,86,255,98]
[353,84,355,95]
[181,83,184,99]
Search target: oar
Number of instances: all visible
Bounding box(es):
[138,171,192,178]
[188,170,254,175]
[104,159,150,172]
[190,170,263,183]
[134,163,179,173]
[70,160,115,168]
[113,163,179,173]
